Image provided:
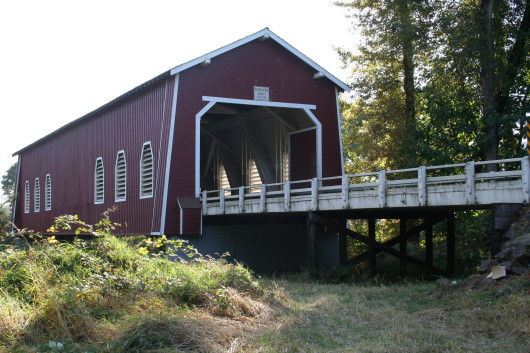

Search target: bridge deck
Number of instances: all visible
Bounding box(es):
[201,157,529,216]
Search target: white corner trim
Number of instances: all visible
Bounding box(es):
[195,101,217,197]
[160,74,180,235]
[335,88,345,175]
[202,96,316,110]
[169,28,350,92]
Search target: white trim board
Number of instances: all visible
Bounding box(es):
[170,28,350,92]
[160,74,180,235]
[194,98,322,196]
[202,96,316,110]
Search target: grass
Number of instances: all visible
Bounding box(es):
[243,275,530,353]
[0,213,528,352]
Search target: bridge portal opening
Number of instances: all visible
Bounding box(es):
[199,102,317,194]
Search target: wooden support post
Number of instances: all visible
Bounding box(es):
[446,212,456,277]
[341,174,349,209]
[238,186,245,213]
[378,170,386,207]
[220,189,225,214]
[284,181,291,212]
[311,178,318,211]
[307,212,318,278]
[368,218,377,276]
[400,219,407,277]
[202,190,207,214]
[425,220,433,275]
[465,161,476,204]
[418,166,426,206]
[339,219,348,265]
[522,157,530,203]
[259,184,266,213]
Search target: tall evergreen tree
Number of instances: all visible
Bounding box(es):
[337,0,530,172]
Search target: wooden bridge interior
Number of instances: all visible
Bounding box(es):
[199,103,315,192]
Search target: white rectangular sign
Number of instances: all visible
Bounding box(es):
[254,86,269,101]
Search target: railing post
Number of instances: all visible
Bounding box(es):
[311,178,318,211]
[260,184,266,212]
[202,190,207,214]
[522,157,530,203]
[220,189,225,214]
[418,166,426,206]
[342,174,349,209]
[465,161,476,204]
[284,181,291,211]
[238,186,245,213]
[378,170,386,207]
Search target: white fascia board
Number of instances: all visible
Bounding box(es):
[170,28,350,92]
[202,96,316,110]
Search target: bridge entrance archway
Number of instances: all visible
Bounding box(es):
[195,97,322,196]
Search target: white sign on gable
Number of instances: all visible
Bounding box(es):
[254,86,269,101]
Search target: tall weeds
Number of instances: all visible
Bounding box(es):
[0,212,264,352]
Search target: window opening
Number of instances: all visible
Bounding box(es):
[140,142,154,198]
[95,157,104,204]
[34,178,40,212]
[45,174,52,211]
[25,181,30,213]
[115,151,127,202]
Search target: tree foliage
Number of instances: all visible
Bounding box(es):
[1,162,17,200]
[336,0,530,173]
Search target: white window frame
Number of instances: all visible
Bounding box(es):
[24,180,30,214]
[115,150,127,202]
[94,157,104,204]
[140,141,154,199]
[45,174,52,211]
[34,178,40,213]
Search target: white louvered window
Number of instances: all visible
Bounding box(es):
[94,157,104,204]
[34,178,40,213]
[140,142,154,198]
[45,174,52,211]
[24,181,30,213]
[115,151,127,202]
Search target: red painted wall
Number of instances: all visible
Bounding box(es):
[165,39,342,234]
[15,77,175,234]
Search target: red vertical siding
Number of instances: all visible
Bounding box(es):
[15,77,175,235]
[164,39,342,234]
[290,129,317,181]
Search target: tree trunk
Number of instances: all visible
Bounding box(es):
[478,0,498,170]
[399,1,416,167]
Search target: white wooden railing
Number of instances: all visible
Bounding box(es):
[201,157,529,216]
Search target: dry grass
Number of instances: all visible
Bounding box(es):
[240,274,530,353]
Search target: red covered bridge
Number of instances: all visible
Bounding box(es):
[12,28,524,274]
[12,28,350,271]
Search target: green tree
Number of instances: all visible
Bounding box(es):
[335,0,435,172]
[1,163,17,234]
[1,162,17,201]
[337,0,530,172]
